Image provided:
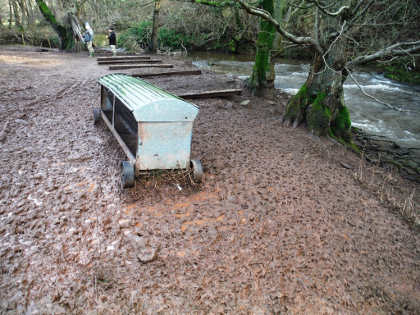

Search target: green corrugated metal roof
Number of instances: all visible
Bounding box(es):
[98,74,199,122]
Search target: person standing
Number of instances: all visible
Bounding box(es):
[108,28,117,56]
[83,22,95,57]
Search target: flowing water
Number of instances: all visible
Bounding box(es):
[188,52,420,149]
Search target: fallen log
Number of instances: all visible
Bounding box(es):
[98,59,162,65]
[109,64,174,70]
[177,89,242,99]
[97,56,151,62]
[132,70,202,78]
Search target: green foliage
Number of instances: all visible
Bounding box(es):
[161,4,257,52]
[0,23,60,48]
[94,34,108,47]
[48,36,60,47]
[27,27,60,48]
[118,20,212,52]
[374,57,420,85]
[383,65,420,85]
[158,27,189,50]
[130,21,153,44]
[113,2,258,53]
[117,21,152,52]
[228,39,237,53]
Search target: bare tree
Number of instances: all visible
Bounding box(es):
[189,0,278,95]
[235,0,420,143]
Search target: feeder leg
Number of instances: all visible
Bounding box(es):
[190,159,203,183]
[93,108,101,124]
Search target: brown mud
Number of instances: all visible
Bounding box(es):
[0,46,419,314]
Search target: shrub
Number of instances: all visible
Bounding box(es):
[117,4,259,53]
[159,27,193,50]
[118,21,191,52]
[381,57,420,85]
[94,34,108,47]
[0,25,60,48]
[118,21,152,52]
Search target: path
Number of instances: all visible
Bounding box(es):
[0,47,419,313]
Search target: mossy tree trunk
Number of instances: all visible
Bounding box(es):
[150,0,161,53]
[247,0,276,96]
[283,19,352,143]
[35,0,74,50]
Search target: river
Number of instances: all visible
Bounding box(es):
[187,52,420,149]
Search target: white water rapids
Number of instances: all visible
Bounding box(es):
[190,53,420,149]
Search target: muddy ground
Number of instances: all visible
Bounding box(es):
[0,46,419,314]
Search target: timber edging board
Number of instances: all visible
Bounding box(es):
[97,56,151,62]
[109,64,174,70]
[177,89,242,99]
[98,59,162,65]
[131,70,202,78]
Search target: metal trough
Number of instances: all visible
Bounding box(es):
[94,74,202,188]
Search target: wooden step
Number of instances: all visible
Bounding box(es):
[97,56,151,62]
[177,89,242,99]
[98,59,162,65]
[109,64,174,70]
[131,70,202,78]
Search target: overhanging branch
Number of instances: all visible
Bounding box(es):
[186,0,235,7]
[346,68,411,113]
[305,0,350,17]
[348,41,420,66]
[346,0,375,29]
[234,0,323,53]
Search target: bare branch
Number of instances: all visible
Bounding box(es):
[350,0,365,17]
[288,2,314,10]
[313,7,319,45]
[184,0,235,7]
[347,0,375,27]
[316,20,347,75]
[346,68,411,113]
[306,0,350,17]
[288,0,307,22]
[348,41,420,66]
[352,22,418,27]
[234,0,323,53]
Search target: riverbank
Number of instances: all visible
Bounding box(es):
[352,127,420,182]
[1,46,419,313]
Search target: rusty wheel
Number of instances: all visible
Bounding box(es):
[190,159,203,183]
[121,161,135,188]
